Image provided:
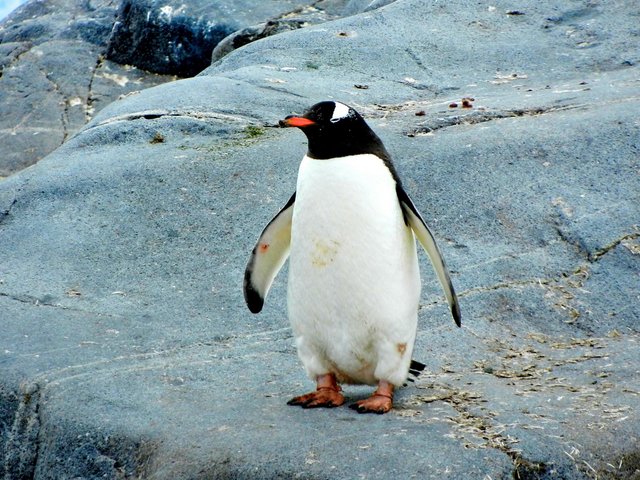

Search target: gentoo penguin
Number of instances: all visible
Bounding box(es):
[244,101,460,414]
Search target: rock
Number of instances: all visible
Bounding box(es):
[106,0,228,77]
[1,0,639,478]
[0,0,325,176]
[342,0,396,15]
[211,0,349,63]
[211,20,307,64]
[0,0,174,176]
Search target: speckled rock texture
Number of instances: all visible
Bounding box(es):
[0,1,638,478]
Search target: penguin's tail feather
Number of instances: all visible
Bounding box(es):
[403,359,426,387]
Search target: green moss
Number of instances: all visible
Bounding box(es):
[175,124,271,156]
[243,125,265,139]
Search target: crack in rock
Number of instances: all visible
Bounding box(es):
[404,47,428,72]
[590,231,640,261]
[85,55,105,122]
[543,265,590,324]
[399,385,548,478]
[450,263,588,323]
[0,291,67,308]
[406,104,582,136]
[87,109,256,130]
[0,198,18,226]
[2,382,41,479]
[0,291,124,321]
[553,213,640,262]
[36,65,71,151]
[552,222,591,260]
[0,42,32,76]
[456,278,550,298]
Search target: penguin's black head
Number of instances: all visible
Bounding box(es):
[279,101,390,161]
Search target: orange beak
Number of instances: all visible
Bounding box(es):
[280,116,316,128]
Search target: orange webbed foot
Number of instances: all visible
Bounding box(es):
[287,373,345,409]
[349,395,393,414]
[287,389,345,408]
[349,380,394,414]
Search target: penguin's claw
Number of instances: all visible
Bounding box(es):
[287,389,345,408]
[349,394,393,414]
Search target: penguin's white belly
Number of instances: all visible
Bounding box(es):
[287,154,421,386]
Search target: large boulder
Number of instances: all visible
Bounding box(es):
[105,0,317,77]
[1,0,638,478]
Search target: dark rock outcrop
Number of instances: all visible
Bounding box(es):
[105,0,316,77]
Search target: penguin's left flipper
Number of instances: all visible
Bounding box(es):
[243,193,296,313]
[397,186,461,327]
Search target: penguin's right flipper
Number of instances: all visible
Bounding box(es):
[397,186,461,327]
[243,193,296,313]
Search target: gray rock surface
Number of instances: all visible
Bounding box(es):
[210,0,353,63]
[1,0,639,478]
[0,0,331,176]
[0,0,171,176]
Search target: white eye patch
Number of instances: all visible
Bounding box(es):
[330,102,351,123]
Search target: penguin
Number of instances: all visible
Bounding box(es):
[243,101,460,414]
